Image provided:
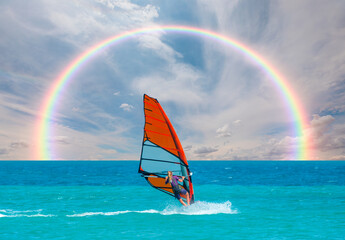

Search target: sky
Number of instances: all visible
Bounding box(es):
[1,0,345,160]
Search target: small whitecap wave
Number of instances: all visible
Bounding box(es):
[0,209,55,218]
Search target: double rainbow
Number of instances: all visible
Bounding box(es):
[35,25,310,160]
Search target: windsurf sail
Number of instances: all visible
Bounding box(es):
[138,94,195,204]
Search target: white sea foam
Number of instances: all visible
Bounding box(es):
[67,209,160,217]
[67,201,237,217]
[67,211,129,217]
[0,209,55,218]
[0,213,55,218]
[1,209,42,213]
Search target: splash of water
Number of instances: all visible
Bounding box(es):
[162,201,237,215]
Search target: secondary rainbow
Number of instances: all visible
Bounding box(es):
[35,25,310,160]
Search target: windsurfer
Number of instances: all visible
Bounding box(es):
[165,171,190,206]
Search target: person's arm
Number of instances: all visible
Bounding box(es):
[178,176,185,182]
[165,176,169,184]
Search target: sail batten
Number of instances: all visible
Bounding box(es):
[138,94,195,204]
[141,158,182,165]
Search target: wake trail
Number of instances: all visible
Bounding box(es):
[0,209,55,218]
[1,201,238,218]
[67,201,238,217]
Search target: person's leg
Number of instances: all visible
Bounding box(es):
[175,191,186,206]
[179,189,190,206]
[179,198,187,206]
[186,192,190,205]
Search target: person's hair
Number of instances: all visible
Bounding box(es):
[168,171,172,183]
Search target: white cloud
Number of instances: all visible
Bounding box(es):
[96,0,159,22]
[137,32,182,62]
[303,114,345,159]
[233,120,241,125]
[46,0,159,46]
[216,124,232,138]
[120,103,134,112]
[307,115,334,138]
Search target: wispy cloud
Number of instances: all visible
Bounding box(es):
[0,0,160,160]
[50,136,70,145]
[194,146,218,156]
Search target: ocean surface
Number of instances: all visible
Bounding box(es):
[0,161,344,240]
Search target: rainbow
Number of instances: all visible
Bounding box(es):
[35,25,310,160]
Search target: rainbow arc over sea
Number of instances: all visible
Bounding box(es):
[34,25,311,160]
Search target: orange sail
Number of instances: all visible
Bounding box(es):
[138,94,195,204]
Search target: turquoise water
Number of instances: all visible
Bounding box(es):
[1,161,345,239]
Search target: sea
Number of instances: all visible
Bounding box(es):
[0,161,344,240]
